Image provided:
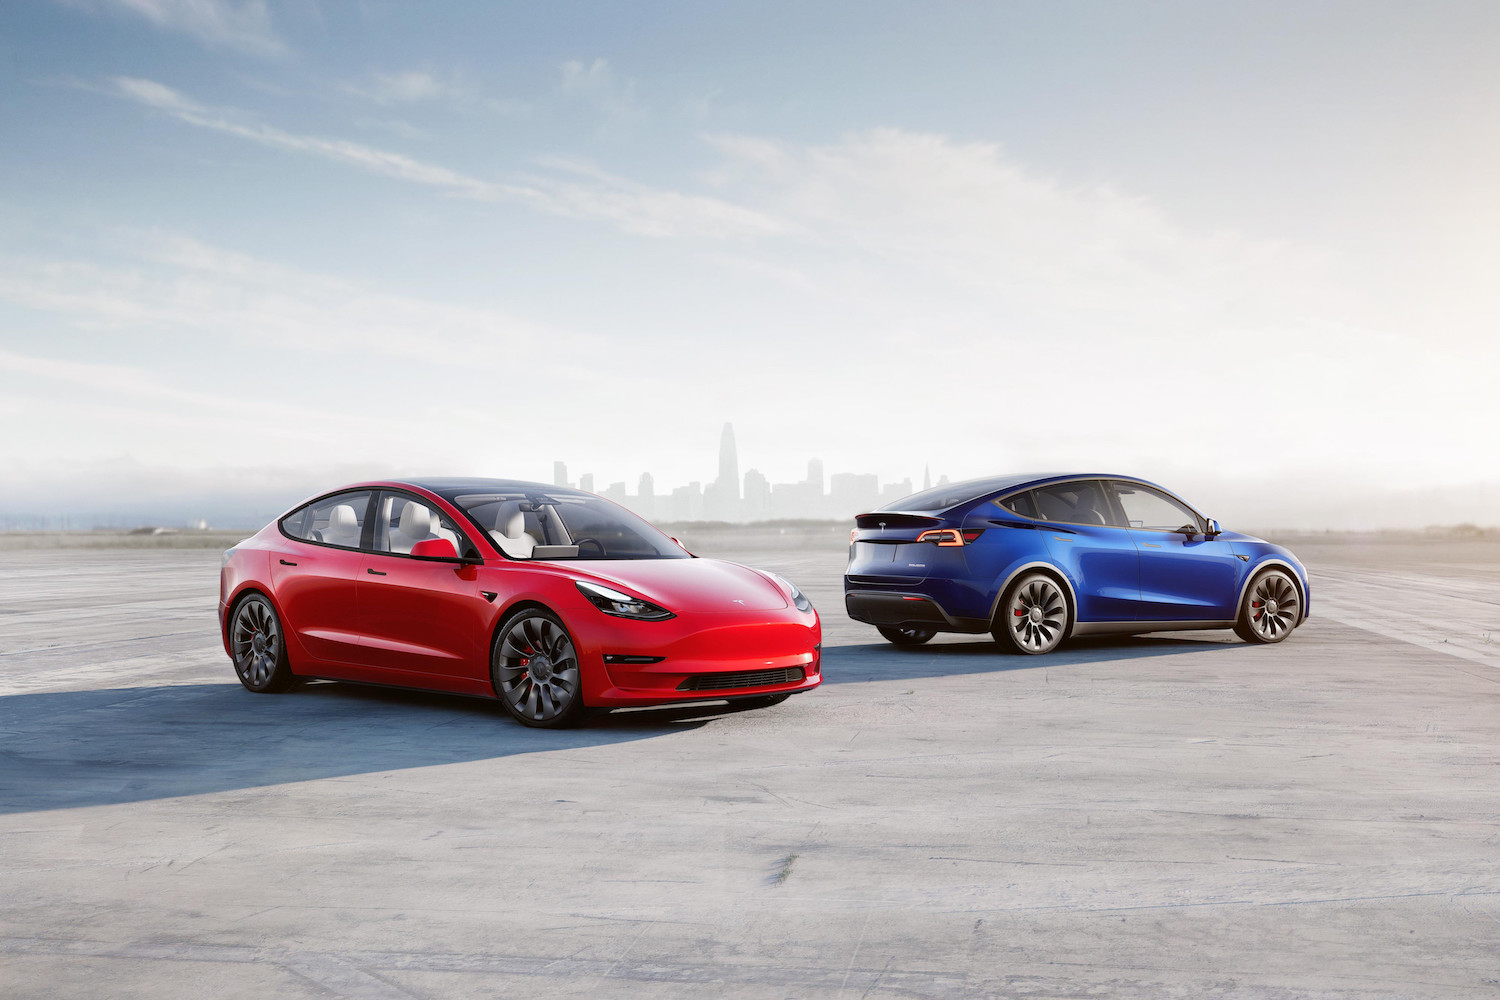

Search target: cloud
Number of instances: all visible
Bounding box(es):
[359,70,455,105]
[341,70,531,117]
[0,231,580,368]
[560,58,645,128]
[0,232,605,478]
[108,77,783,239]
[62,0,285,56]
[702,127,1342,335]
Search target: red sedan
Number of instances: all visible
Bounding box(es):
[219,479,822,727]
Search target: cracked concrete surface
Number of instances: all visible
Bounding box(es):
[1,536,1498,998]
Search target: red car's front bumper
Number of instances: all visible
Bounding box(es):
[574,611,822,707]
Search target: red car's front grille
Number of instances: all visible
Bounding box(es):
[676,666,805,692]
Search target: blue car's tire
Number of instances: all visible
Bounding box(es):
[1235,568,1300,644]
[994,572,1070,655]
[877,626,936,646]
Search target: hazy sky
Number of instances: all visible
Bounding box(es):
[1,1,1497,526]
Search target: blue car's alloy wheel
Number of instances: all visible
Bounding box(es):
[1236,569,1300,644]
[996,573,1069,655]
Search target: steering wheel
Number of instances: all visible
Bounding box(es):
[573,537,606,557]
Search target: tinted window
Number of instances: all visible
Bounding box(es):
[453,491,689,560]
[373,492,469,556]
[997,492,1038,518]
[1028,481,1122,527]
[280,491,372,550]
[885,483,995,512]
[1112,482,1202,532]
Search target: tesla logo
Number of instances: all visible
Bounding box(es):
[878,522,887,530]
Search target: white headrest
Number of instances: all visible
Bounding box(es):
[330,504,358,531]
[399,501,431,538]
[495,502,527,540]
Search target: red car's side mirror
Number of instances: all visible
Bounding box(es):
[410,538,459,560]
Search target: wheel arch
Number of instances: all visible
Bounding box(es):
[988,561,1079,637]
[223,585,301,675]
[1236,559,1307,625]
[223,583,282,644]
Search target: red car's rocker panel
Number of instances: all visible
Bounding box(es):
[220,478,821,727]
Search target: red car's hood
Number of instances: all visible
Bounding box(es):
[575,558,789,613]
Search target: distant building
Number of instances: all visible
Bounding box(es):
[770,480,819,518]
[831,472,880,516]
[668,482,703,522]
[880,478,914,506]
[743,468,770,518]
[806,458,825,495]
[718,423,740,502]
[551,441,946,523]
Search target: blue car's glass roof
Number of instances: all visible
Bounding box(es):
[879,473,1137,513]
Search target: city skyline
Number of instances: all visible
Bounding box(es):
[553,423,946,522]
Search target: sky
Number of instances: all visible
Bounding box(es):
[1,1,1497,529]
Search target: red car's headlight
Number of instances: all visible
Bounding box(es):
[575,580,675,621]
[770,573,814,614]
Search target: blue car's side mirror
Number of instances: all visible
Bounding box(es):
[1205,519,1222,537]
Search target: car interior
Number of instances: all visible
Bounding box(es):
[1030,482,1112,525]
[376,497,461,555]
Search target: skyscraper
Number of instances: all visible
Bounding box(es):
[807,458,825,495]
[553,461,568,487]
[718,423,740,501]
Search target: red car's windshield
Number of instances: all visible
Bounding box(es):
[452,492,690,561]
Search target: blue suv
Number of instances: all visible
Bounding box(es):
[844,474,1309,654]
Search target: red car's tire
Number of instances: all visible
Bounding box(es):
[491,608,587,728]
[229,593,298,693]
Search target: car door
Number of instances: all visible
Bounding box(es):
[357,490,486,679]
[1019,480,1142,622]
[270,490,372,666]
[1108,480,1240,621]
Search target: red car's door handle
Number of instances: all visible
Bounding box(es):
[367,568,387,576]
[279,559,297,566]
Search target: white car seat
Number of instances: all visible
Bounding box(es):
[389,501,432,554]
[490,501,537,559]
[323,504,362,547]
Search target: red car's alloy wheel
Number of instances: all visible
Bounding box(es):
[492,610,584,727]
[230,594,296,693]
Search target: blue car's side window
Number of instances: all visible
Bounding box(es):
[1113,484,1202,533]
[1015,481,1123,527]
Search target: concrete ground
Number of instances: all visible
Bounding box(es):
[1,533,1498,998]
